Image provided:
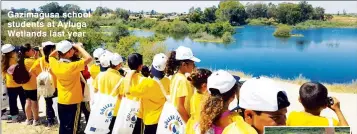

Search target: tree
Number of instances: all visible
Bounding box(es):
[276,3,301,25]
[267,3,278,18]
[203,6,217,23]
[93,6,112,16]
[31,8,37,13]
[298,1,314,22]
[189,7,203,23]
[245,3,268,18]
[337,11,340,16]
[115,8,129,21]
[273,24,292,37]
[16,8,29,13]
[63,4,82,13]
[39,2,63,14]
[189,7,195,14]
[343,9,347,15]
[312,7,325,20]
[215,0,247,26]
[151,10,156,15]
[112,23,130,42]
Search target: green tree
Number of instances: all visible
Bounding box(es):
[39,2,63,14]
[189,7,195,14]
[245,3,268,19]
[325,14,333,20]
[115,8,129,21]
[215,0,247,26]
[93,7,112,16]
[189,7,203,23]
[63,4,82,13]
[203,6,217,23]
[273,24,292,37]
[108,36,138,59]
[276,3,301,25]
[343,9,347,15]
[298,1,314,22]
[112,23,130,42]
[312,7,325,20]
[267,3,278,19]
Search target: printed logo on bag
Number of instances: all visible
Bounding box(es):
[126,108,138,128]
[100,103,114,123]
[164,115,183,134]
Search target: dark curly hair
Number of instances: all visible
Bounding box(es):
[187,68,212,94]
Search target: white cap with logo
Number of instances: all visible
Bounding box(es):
[239,77,290,112]
[152,53,168,71]
[41,41,55,48]
[99,51,113,68]
[56,40,73,53]
[207,70,238,94]
[1,44,15,54]
[175,46,200,62]
[110,53,124,66]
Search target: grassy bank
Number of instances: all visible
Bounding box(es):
[228,70,357,94]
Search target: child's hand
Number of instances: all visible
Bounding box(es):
[329,97,341,112]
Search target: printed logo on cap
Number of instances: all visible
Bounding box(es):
[100,102,115,123]
[164,115,184,134]
[125,108,138,128]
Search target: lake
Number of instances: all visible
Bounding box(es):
[131,26,357,83]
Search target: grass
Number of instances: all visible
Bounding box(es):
[265,127,350,134]
[228,70,357,94]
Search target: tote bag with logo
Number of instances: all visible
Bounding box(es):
[112,72,144,134]
[155,77,186,134]
[84,77,123,134]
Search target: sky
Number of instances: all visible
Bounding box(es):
[2,1,357,14]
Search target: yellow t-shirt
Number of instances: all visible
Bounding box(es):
[125,73,145,118]
[3,58,22,88]
[170,73,193,115]
[89,64,100,80]
[130,77,170,125]
[49,57,85,104]
[30,57,57,88]
[287,111,339,126]
[186,91,205,134]
[93,68,124,116]
[22,58,38,90]
[222,116,258,134]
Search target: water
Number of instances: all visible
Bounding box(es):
[132,26,357,83]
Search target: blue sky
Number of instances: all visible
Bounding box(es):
[2,1,357,14]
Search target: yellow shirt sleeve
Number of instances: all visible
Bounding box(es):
[129,79,152,98]
[69,59,85,72]
[30,58,40,73]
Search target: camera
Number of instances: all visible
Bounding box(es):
[327,97,334,106]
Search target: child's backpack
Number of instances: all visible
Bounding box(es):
[37,60,55,97]
[12,58,31,84]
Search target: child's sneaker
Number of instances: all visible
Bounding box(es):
[10,115,19,123]
[33,120,41,126]
[25,119,33,125]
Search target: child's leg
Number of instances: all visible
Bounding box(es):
[144,124,158,134]
[25,99,33,120]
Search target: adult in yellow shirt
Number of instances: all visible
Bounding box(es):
[185,68,211,134]
[225,77,290,134]
[1,44,26,123]
[19,44,40,125]
[197,70,242,134]
[286,82,349,126]
[129,53,170,134]
[29,41,58,126]
[89,47,105,80]
[49,40,92,134]
[92,52,125,134]
[165,46,200,123]
[125,53,145,134]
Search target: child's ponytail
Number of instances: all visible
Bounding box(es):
[165,51,178,76]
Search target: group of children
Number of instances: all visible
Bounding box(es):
[1,41,349,134]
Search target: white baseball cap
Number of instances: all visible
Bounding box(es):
[110,53,124,66]
[175,46,200,62]
[239,77,290,112]
[41,41,55,48]
[207,70,240,95]
[99,51,113,68]
[152,53,168,71]
[1,44,15,54]
[56,40,73,53]
[93,48,105,59]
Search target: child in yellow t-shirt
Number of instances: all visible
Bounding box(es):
[286,82,349,126]
[185,68,211,134]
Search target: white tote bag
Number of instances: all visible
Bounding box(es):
[156,77,186,134]
[112,74,144,134]
[84,78,124,134]
[1,78,9,109]
[80,73,91,102]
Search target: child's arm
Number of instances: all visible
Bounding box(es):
[329,97,349,126]
[177,97,189,123]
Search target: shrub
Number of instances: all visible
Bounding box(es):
[141,19,157,29]
[154,21,171,33]
[188,23,205,34]
[273,24,292,37]
[222,32,234,43]
[169,20,189,33]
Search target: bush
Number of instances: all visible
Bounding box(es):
[206,21,234,37]
[273,24,292,37]
[154,21,171,33]
[112,23,130,42]
[188,23,205,34]
[169,20,189,33]
[222,32,234,43]
[141,19,157,29]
